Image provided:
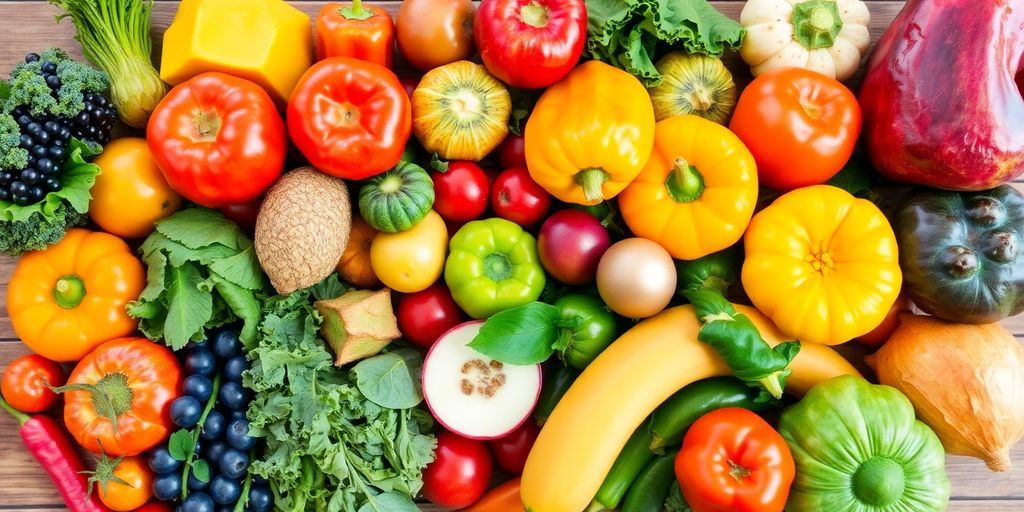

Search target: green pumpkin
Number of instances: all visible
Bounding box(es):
[895,184,1024,323]
[778,375,950,512]
[358,161,435,233]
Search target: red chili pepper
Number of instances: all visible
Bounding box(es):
[0,396,110,512]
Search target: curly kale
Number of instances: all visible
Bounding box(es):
[0,206,87,255]
[0,113,28,170]
[5,48,108,118]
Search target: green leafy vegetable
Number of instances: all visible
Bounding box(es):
[585,0,744,86]
[4,48,109,118]
[665,483,693,512]
[244,277,436,512]
[128,208,270,350]
[684,290,800,401]
[469,302,564,365]
[353,351,423,410]
[49,0,168,127]
[0,137,99,255]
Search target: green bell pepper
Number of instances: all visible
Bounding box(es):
[553,294,617,369]
[778,375,950,512]
[896,184,1024,323]
[444,218,546,318]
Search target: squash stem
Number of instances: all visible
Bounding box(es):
[665,158,705,203]
[574,168,609,204]
[791,0,843,50]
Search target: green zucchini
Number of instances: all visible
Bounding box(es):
[621,449,679,512]
[588,425,655,511]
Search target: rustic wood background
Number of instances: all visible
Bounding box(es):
[0,1,1021,511]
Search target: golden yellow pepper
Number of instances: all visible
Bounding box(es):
[524,60,655,205]
[618,115,758,260]
[742,185,902,345]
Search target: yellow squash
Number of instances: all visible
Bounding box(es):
[524,60,655,205]
[742,185,902,346]
[160,0,313,104]
[521,304,860,512]
[618,115,758,260]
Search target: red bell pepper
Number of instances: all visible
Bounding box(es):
[474,0,587,89]
[0,397,110,512]
[146,72,286,208]
[674,408,795,512]
[287,57,412,180]
[315,0,395,67]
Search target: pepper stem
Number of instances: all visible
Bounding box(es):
[665,158,705,203]
[483,253,513,282]
[53,275,86,309]
[0,396,29,425]
[340,0,374,20]
[791,0,843,50]
[574,168,609,204]
[519,1,550,28]
[192,110,221,142]
[758,370,789,400]
[728,460,751,483]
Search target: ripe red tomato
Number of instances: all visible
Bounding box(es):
[397,284,466,348]
[493,133,526,170]
[491,167,551,227]
[422,431,493,509]
[432,161,491,222]
[857,294,912,346]
[487,419,539,475]
[1,354,66,413]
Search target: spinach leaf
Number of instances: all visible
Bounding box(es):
[353,352,423,410]
[163,261,212,350]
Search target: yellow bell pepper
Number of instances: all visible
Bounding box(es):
[160,0,313,105]
[524,60,655,205]
[618,115,758,260]
[741,185,902,345]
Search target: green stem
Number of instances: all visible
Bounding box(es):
[233,456,254,512]
[574,168,609,204]
[757,370,789,401]
[340,0,375,20]
[0,396,29,425]
[181,373,222,500]
[519,1,549,28]
[664,158,705,203]
[791,0,843,50]
[53,275,86,309]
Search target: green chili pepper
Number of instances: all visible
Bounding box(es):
[621,449,679,512]
[589,424,655,512]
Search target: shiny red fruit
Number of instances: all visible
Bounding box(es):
[432,161,491,223]
[396,284,466,349]
[422,431,493,509]
[491,167,551,227]
[487,419,539,475]
[538,209,611,285]
[493,133,526,170]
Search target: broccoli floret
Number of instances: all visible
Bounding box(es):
[0,113,27,171]
[0,204,87,255]
[5,48,108,118]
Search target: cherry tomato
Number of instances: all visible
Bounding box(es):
[396,284,466,348]
[491,167,552,227]
[493,133,526,170]
[487,419,539,475]
[1,354,65,413]
[432,161,490,223]
[729,67,861,191]
[858,294,912,346]
[396,0,476,72]
[422,431,493,509]
[98,456,154,511]
[218,196,263,234]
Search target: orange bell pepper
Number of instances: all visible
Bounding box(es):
[465,478,522,512]
[618,115,758,260]
[7,229,145,362]
[315,0,395,67]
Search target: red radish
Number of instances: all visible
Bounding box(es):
[422,321,542,440]
[537,209,611,285]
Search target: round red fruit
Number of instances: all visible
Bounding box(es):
[487,419,539,475]
[1,354,66,413]
[432,161,490,223]
[421,431,493,510]
[538,209,611,285]
[491,167,551,227]
[493,133,526,170]
[397,284,466,349]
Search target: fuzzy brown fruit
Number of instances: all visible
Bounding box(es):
[255,167,352,294]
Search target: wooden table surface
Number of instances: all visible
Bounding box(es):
[0,1,1022,510]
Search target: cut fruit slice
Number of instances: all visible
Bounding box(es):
[423,321,542,440]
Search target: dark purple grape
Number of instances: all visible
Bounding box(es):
[10,181,28,196]
[28,186,44,202]
[19,134,33,148]
[30,145,47,159]
[24,53,39,63]
[43,177,61,192]
[0,189,11,202]
[0,172,12,186]
[74,111,90,126]
[40,61,56,74]
[20,169,39,185]
[33,130,49,144]
[16,115,32,127]
[36,158,56,175]
[46,145,65,162]
[45,75,61,90]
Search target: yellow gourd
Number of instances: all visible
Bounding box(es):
[520,304,861,512]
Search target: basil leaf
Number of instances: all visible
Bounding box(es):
[168,429,193,462]
[354,352,423,409]
[468,302,561,365]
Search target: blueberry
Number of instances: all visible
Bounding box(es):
[33,130,49,144]
[218,381,250,411]
[226,408,247,422]
[30,146,47,160]
[0,172,12,186]
[148,445,180,475]
[24,53,39,63]
[57,127,71,142]
[185,347,217,376]
[223,355,249,382]
[204,441,228,463]
[201,410,226,441]
[211,330,242,359]
[184,374,213,402]
[180,491,215,512]
[47,145,65,161]
[187,469,210,492]
[218,449,249,479]
[43,121,60,134]
[74,111,90,127]
[170,396,203,428]
[225,419,255,451]
[36,158,55,175]
[40,61,57,74]
[251,475,268,487]
[247,484,273,512]
[186,336,210,350]
[28,186,44,202]
[19,169,39,185]
[153,471,183,501]
[43,176,61,192]
[10,181,27,196]
[26,122,42,135]
[0,189,11,201]
[17,115,33,127]
[209,475,241,505]
[45,75,61,90]
[18,134,33,148]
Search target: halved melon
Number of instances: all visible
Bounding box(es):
[422,321,542,440]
